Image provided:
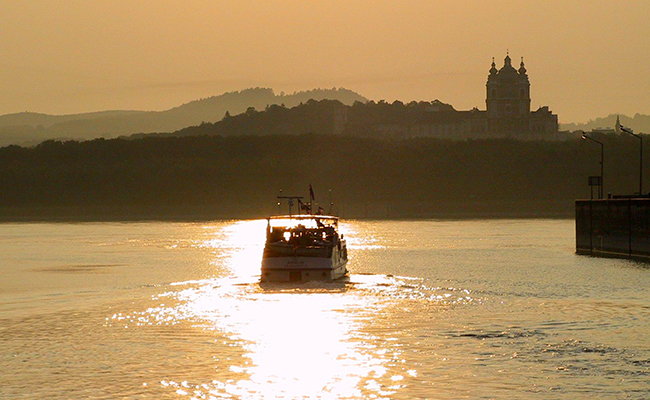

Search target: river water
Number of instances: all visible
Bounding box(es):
[1,219,649,399]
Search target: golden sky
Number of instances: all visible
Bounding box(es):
[0,0,649,123]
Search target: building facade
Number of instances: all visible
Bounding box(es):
[486,54,558,136]
[373,54,560,139]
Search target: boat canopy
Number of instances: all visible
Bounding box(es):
[267,214,339,229]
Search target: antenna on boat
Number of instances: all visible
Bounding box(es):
[328,189,334,215]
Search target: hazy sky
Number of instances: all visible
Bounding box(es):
[1,0,649,123]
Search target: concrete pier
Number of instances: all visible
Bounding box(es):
[575,198,650,261]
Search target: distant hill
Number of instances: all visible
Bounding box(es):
[0,88,368,146]
[561,114,650,133]
[0,110,144,129]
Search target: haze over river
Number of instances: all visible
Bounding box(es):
[1,219,649,399]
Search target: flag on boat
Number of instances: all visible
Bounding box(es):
[298,199,311,214]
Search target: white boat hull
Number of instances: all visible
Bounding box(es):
[261,257,348,282]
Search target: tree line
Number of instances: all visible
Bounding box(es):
[0,132,646,221]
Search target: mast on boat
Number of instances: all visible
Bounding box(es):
[277,196,304,217]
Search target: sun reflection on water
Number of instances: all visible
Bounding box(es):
[146,277,405,399]
[340,222,385,251]
[112,221,362,398]
[155,220,406,398]
[114,220,477,399]
[197,219,268,280]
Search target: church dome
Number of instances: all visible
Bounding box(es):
[498,54,518,75]
[492,53,527,84]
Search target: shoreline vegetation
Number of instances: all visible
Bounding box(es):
[0,201,574,223]
[0,128,646,222]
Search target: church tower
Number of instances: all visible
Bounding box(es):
[486,54,531,134]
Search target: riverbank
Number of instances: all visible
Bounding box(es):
[0,199,574,222]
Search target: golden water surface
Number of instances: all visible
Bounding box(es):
[1,220,650,399]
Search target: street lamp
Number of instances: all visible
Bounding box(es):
[581,132,604,199]
[620,125,643,195]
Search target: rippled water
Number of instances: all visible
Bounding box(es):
[1,219,650,399]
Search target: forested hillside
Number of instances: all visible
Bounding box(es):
[156,98,463,138]
[0,133,646,221]
[0,88,367,146]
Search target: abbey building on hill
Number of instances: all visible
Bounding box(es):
[172,54,560,140]
[486,54,558,136]
[372,54,560,139]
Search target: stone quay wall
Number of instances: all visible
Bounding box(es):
[576,198,650,261]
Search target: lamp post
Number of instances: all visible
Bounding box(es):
[582,132,604,199]
[620,126,643,195]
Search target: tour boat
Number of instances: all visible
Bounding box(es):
[261,214,348,282]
